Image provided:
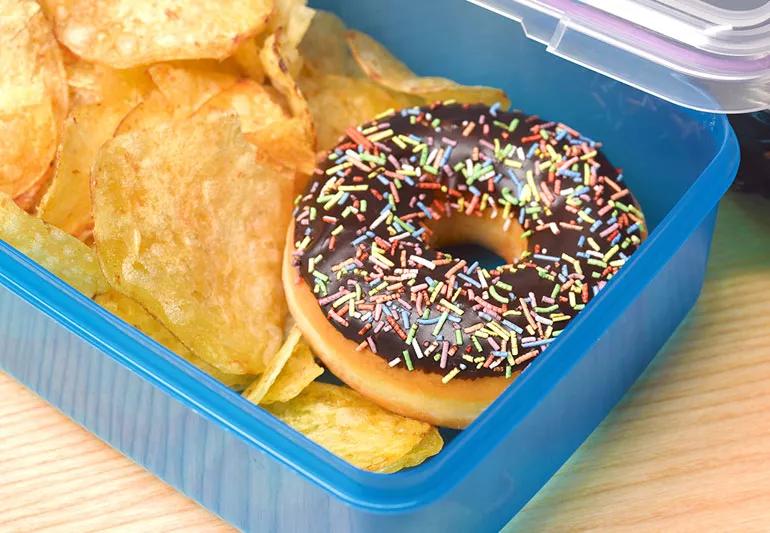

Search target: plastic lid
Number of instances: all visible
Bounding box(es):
[468,0,770,113]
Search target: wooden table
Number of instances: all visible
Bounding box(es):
[1,193,769,532]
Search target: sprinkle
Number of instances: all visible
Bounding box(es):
[410,255,436,270]
[457,272,481,288]
[489,286,509,304]
[439,298,464,315]
[433,311,449,336]
[440,342,449,368]
[403,349,414,371]
[442,367,461,383]
[368,128,394,142]
[577,210,596,224]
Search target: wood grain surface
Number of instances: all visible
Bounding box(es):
[1,193,769,532]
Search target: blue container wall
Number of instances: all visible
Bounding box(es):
[0,208,721,533]
[0,283,342,532]
[0,0,738,531]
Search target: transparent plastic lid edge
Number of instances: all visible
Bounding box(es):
[468,0,770,113]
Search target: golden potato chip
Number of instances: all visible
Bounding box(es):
[260,32,316,179]
[270,0,315,78]
[115,62,239,135]
[1,105,58,202]
[113,91,175,135]
[13,163,55,214]
[245,119,316,177]
[243,326,323,405]
[39,83,147,240]
[0,193,107,297]
[92,114,292,374]
[299,11,360,77]
[347,31,509,108]
[28,5,69,128]
[147,62,240,114]
[232,39,266,83]
[1,0,68,201]
[95,290,255,390]
[63,52,153,106]
[266,382,442,472]
[299,73,420,150]
[260,32,311,121]
[52,0,273,68]
[379,427,443,474]
[38,0,59,19]
[197,81,288,133]
[233,0,313,82]
[262,339,322,403]
[274,0,315,48]
[196,80,315,175]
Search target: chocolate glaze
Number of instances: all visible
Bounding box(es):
[291,103,645,381]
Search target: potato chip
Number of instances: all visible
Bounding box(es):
[232,39,266,83]
[232,0,313,81]
[379,427,443,474]
[1,0,68,201]
[95,290,255,390]
[274,0,315,49]
[113,91,176,136]
[63,52,153,106]
[299,73,420,150]
[115,62,240,136]
[1,105,58,202]
[347,31,509,108]
[0,193,107,297]
[147,62,240,115]
[13,163,55,214]
[30,7,69,129]
[197,81,288,133]
[260,33,311,129]
[259,30,316,174]
[266,382,442,472]
[243,326,323,405]
[262,339,322,403]
[299,11,360,77]
[52,0,273,68]
[245,119,316,177]
[37,0,59,19]
[92,114,292,374]
[196,80,315,175]
[39,82,147,240]
[270,0,315,78]
[260,32,313,125]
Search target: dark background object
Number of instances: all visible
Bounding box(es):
[729,111,770,198]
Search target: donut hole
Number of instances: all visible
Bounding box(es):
[426,212,527,269]
[439,243,507,269]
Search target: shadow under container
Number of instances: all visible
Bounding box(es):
[0,0,740,531]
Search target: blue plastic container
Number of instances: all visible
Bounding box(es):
[0,0,739,531]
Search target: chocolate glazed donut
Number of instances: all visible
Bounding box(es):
[284,102,646,428]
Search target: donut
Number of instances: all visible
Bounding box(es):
[284,102,646,429]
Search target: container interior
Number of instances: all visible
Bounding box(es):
[318,0,724,227]
[292,0,733,475]
[0,0,735,513]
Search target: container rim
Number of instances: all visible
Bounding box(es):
[0,111,738,513]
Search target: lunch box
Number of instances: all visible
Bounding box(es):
[0,0,746,530]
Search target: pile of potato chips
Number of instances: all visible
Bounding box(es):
[0,0,507,472]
